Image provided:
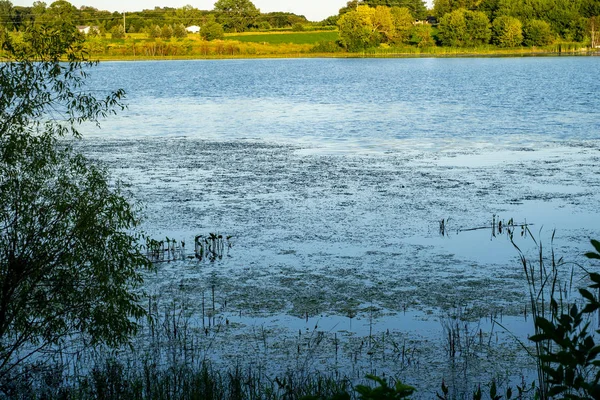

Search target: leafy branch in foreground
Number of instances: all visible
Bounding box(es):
[0,23,150,394]
[526,239,600,399]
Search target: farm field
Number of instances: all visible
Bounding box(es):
[225,30,339,44]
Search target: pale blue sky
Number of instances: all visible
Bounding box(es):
[11,0,350,21]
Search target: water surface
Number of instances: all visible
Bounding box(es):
[78,57,600,398]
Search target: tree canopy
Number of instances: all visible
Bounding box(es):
[0,23,150,390]
[213,0,260,32]
[433,0,598,41]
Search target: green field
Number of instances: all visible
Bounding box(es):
[225,30,338,45]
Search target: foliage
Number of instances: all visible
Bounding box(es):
[36,0,78,29]
[433,0,481,18]
[111,24,125,39]
[160,24,173,40]
[362,0,428,19]
[410,24,436,47]
[310,40,344,52]
[337,4,426,50]
[260,12,308,28]
[173,23,187,39]
[292,22,306,31]
[337,5,381,51]
[355,375,416,399]
[0,23,150,391]
[201,16,225,41]
[0,0,14,30]
[391,6,415,43]
[522,19,554,46]
[491,15,523,47]
[148,24,161,39]
[437,8,491,46]
[214,0,260,32]
[526,240,600,399]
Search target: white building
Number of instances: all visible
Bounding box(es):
[77,25,99,35]
[186,25,201,33]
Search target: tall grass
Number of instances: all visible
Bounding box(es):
[511,228,576,400]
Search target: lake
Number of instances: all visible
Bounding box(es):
[78,57,600,397]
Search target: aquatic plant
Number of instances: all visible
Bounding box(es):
[194,233,233,262]
[145,236,186,262]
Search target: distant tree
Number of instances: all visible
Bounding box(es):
[581,0,600,18]
[391,6,414,43]
[437,8,468,45]
[173,4,202,27]
[0,1,14,30]
[492,15,522,46]
[433,0,482,18]
[465,10,491,44]
[201,15,225,40]
[261,11,307,28]
[438,8,491,46]
[478,0,500,20]
[495,0,582,40]
[363,0,427,19]
[337,5,380,51]
[160,24,173,39]
[31,0,46,18]
[213,0,259,32]
[173,23,187,38]
[38,0,77,28]
[0,24,149,391]
[410,23,435,46]
[148,24,161,38]
[590,16,599,48]
[522,18,554,46]
[10,6,32,31]
[322,14,340,26]
[338,0,361,17]
[372,5,395,41]
[111,24,125,39]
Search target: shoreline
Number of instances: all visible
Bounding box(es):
[90,48,600,61]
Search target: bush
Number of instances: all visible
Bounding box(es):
[292,22,305,31]
[310,40,343,53]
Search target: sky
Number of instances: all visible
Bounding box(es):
[10,0,352,22]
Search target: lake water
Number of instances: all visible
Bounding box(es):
[78,57,600,397]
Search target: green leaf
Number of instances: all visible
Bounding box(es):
[580,288,596,303]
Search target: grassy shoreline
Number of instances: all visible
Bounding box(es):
[89,48,599,61]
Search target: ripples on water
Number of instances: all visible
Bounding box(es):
[85,57,600,149]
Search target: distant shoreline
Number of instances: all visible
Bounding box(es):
[90,49,600,61]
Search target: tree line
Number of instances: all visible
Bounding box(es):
[0,0,313,37]
[335,0,599,50]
